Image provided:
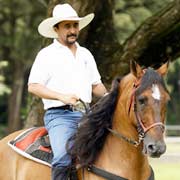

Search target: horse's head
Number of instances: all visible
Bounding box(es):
[130,61,170,157]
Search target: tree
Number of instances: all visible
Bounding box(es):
[167,58,180,124]
[0,0,46,132]
[1,0,180,134]
[25,0,180,128]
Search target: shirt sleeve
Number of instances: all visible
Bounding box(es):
[86,50,102,85]
[28,50,50,85]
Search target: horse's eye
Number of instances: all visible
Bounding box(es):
[138,96,147,106]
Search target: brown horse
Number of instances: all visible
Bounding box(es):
[0,61,170,180]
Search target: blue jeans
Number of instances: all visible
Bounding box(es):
[44,109,83,168]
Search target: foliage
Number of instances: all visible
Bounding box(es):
[0,61,10,125]
[0,124,6,139]
[166,59,180,124]
[114,0,179,125]
[0,0,46,66]
[0,0,179,135]
[0,61,10,95]
[113,0,172,43]
[0,0,46,131]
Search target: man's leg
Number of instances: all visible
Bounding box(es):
[51,166,78,180]
[44,109,82,180]
[48,121,74,180]
[51,166,70,180]
[69,166,79,180]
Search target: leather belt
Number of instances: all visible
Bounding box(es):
[47,105,73,111]
[47,102,90,113]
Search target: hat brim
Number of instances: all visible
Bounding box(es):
[38,13,94,38]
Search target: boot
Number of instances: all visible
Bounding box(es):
[69,166,78,180]
[51,166,70,180]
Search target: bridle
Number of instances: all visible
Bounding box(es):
[108,74,165,147]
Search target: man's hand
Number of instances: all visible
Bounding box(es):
[59,94,79,105]
[28,83,79,105]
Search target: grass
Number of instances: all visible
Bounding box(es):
[166,143,180,152]
[149,140,180,180]
[150,161,180,180]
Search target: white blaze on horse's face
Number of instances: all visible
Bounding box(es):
[151,84,161,100]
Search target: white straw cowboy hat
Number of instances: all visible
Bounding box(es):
[38,3,94,38]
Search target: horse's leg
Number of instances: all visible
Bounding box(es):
[0,130,51,180]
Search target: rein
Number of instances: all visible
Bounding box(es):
[86,165,154,180]
[87,165,128,180]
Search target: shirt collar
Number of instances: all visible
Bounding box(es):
[53,39,80,49]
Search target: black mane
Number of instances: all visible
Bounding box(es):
[69,77,121,167]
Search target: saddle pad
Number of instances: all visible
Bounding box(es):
[8,127,52,167]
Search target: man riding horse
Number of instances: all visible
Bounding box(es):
[28,3,107,180]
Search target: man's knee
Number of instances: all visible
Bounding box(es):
[52,153,72,167]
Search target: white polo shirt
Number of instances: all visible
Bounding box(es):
[28,39,101,110]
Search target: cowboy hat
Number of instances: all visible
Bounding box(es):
[38,3,94,38]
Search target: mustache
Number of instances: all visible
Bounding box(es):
[67,34,77,38]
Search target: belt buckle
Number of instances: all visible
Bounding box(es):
[73,102,89,113]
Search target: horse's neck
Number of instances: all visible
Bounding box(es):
[94,74,150,179]
[94,132,150,179]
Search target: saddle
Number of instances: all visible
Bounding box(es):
[8,100,90,166]
[8,127,53,166]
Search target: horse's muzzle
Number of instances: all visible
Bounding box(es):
[143,135,166,157]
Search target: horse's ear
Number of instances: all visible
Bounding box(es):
[156,61,169,76]
[130,60,143,79]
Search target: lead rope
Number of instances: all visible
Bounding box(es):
[72,99,90,115]
[107,128,144,147]
[79,99,90,114]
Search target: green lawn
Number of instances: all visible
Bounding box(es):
[149,141,180,180]
[150,162,180,180]
[166,143,180,152]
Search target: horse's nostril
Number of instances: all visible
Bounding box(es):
[147,143,156,153]
[145,141,166,157]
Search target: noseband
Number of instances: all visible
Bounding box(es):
[109,74,165,147]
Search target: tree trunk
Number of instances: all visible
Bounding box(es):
[25,96,44,128]
[7,64,25,133]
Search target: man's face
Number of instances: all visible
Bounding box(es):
[54,20,79,46]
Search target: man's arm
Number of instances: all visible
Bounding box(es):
[28,83,79,105]
[92,83,108,97]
